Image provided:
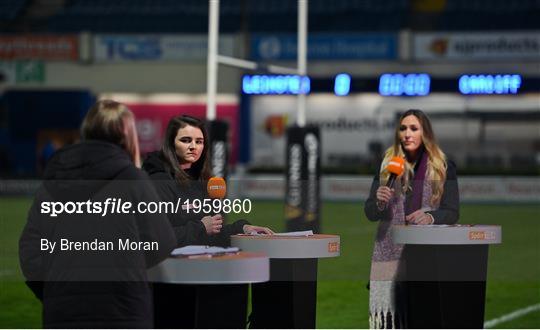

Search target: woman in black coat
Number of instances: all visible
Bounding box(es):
[364,109,459,329]
[142,115,273,328]
[143,115,273,246]
[19,100,176,328]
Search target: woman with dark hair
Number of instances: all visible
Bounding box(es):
[143,115,272,328]
[143,115,272,245]
[364,109,459,328]
[19,100,176,328]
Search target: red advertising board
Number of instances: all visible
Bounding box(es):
[127,103,239,163]
[0,35,78,60]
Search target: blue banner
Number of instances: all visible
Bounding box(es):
[93,34,235,62]
[251,34,397,60]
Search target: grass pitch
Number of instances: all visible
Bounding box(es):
[0,197,538,328]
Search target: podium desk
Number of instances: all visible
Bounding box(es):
[148,252,269,328]
[392,225,501,329]
[148,251,269,284]
[231,234,340,329]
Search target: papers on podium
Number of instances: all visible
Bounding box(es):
[406,224,475,227]
[171,245,239,256]
[241,230,314,237]
[273,230,314,237]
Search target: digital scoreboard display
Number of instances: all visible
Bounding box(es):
[378,73,431,96]
[458,74,522,95]
[242,75,310,95]
[241,73,531,95]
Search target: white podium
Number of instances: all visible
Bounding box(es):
[392,224,502,245]
[148,251,269,284]
[148,251,269,328]
[231,234,340,259]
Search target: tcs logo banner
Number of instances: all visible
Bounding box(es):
[96,36,162,61]
[94,35,235,62]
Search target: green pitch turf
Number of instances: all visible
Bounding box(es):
[1,197,538,328]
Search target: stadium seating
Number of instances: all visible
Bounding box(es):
[44,0,409,33]
[3,0,540,34]
[0,0,27,20]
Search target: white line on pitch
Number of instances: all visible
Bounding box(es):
[484,303,540,328]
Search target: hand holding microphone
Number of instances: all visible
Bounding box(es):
[200,177,227,235]
[376,156,405,210]
[376,186,394,206]
[205,176,275,235]
[202,214,223,235]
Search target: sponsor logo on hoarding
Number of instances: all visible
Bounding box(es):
[94,35,235,62]
[252,34,397,60]
[287,144,302,207]
[99,36,162,60]
[415,32,540,60]
[305,133,319,220]
[0,35,78,60]
[263,115,288,137]
[212,141,226,179]
[429,38,449,56]
[285,205,302,219]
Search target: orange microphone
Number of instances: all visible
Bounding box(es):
[386,156,405,188]
[207,177,227,199]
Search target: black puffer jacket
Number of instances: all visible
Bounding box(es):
[142,151,248,247]
[19,141,176,328]
[364,160,459,224]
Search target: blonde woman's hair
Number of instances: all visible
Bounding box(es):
[380,109,447,206]
[81,99,141,167]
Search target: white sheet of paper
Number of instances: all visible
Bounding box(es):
[273,230,314,237]
[171,245,239,256]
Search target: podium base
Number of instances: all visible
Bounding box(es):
[404,244,488,329]
[406,281,486,328]
[250,259,318,329]
[153,283,248,328]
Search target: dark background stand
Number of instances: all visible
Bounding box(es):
[249,259,318,329]
[154,283,248,328]
[404,244,489,328]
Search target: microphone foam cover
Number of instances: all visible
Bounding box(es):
[207,177,227,199]
[387,156,405,176]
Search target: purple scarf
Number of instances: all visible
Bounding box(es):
[369,149,431,329]
[406,149,428,215]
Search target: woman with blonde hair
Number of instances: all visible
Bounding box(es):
[364,109,459,328]
[19,100,176,328]
[80,99,141,167]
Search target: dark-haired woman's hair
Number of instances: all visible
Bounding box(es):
[161,115,211,182]
[81,99,140,166]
